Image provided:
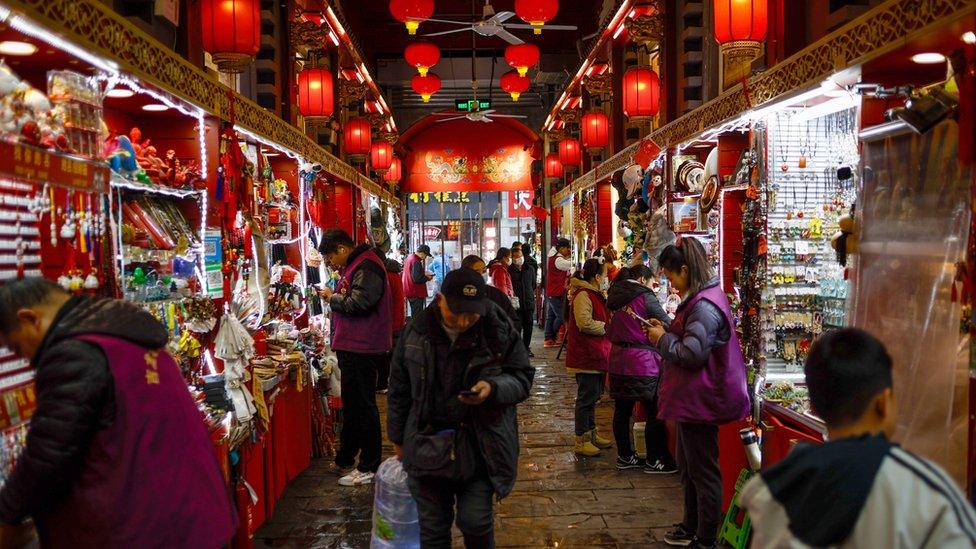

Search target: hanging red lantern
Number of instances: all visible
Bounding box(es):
[405,42,440,76]
[390,0,434,35]
[200,0,261,73]
[297,68,334,119]
[344,117,372,157]
[505,43,540,77]
[558,138,581,168]
[370,141,394,174]
[581,111,609,152]
[500,71,531,102]
[515,0,559,35]
[544,153,563,179]
[713,0,768,44]
[622,68,660,118]
[384,157,402,183]
[411,73,441,103]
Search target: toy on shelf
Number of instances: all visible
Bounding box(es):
[0,63,78,155]
[106,127,202,189]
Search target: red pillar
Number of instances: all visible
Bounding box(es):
[596,180,613,246]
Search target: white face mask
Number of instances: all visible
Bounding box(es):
[514,257,524,266]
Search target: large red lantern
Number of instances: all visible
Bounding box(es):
[558,138,581,169]
[390,0,434,35]
[370,141,394,174]
[384,157,402,183]
[500,71,531,102]
[622,68,660,118]
[405,42,440,76]
[200,0,261,73]
[297,68,334,118]
[505,43,540,77]
[581,111,609,152]
[713,0,768,44]
[411,73,441,103]
[344,117,372,157]
[515,0,559,35]
[544,153,563,179]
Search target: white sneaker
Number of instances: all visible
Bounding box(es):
[338,470,375,487]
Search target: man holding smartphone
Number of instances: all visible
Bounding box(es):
[387,268,535,548]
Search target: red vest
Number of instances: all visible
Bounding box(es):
[387,270,406,333]
[402,253,428,299]
[546,255,571,297]
[566,287,611,372]
[333,249,393,353]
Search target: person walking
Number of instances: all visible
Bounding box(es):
[462,255,519,325]
[509,243,537,357]
[645,237,750,549]
[429,251,447,293]
[488,248,515,300]
[318,229,392,487]
[387,268,535,548]
[378,251,406,394]
[544,237,574,348]
[0,278,235,548]
[403,244,432,318]
[605,265,677,474]
[566,258,613,457]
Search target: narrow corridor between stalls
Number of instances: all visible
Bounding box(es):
[255,331,682,548]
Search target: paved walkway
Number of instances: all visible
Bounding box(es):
[254,333,681,548]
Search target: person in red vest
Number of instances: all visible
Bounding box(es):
[403,244,432,318]
[0,278,235,548]
[377,249,406,394]
[544,237,574,347]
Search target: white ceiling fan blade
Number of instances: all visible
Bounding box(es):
[504,23,578,31]
[432,111,464,116]
[496,29,524,44]
[478,109,496,115]
[480,117,494,122]
[423,28,473,37]
[424,18,473,25]
[488,114,528,118]
[490,11,516,24]
[437,115,470,122]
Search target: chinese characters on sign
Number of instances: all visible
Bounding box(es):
[506,189,534,218]
[0,142,109,193]
[408,191,471,204]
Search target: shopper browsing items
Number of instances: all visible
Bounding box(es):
[606,265,677,474]
[544,237,574,348]
[488,247,515,305]
[403,244,433,318]
[509,243,538,357]
[645,237,750,549]
[0,278,236,548]
[319,229,392,487]
[567,258,613,457]
[461,255,519,324]
[743,328,976,548]
[387,268,535,549]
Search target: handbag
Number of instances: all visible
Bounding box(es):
[510,295,520,310]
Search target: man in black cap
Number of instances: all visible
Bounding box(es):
[387,268,535,549]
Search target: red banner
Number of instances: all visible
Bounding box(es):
[0,141,109,193]
[507,189,534,218]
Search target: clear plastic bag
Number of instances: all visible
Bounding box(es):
[371,458,420,549]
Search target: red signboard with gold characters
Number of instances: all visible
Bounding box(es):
[0,141,110,193]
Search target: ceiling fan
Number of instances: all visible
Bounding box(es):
[422,1,577,45]
[433,109,527,123]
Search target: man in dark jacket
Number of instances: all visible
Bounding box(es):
[0,278,235,547]
[387,268,534,549]
[508,242,537,356]
[318,229,392,487]
[461,254,519,326]
[403,244,432,318]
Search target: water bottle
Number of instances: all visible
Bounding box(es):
[371,457,421,549]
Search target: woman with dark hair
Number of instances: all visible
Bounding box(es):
[606,264,677,474]
[566,258,612,457]
[488,247,516,306]
[646,237,750,549]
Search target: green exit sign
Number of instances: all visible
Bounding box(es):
[455,99,491,112]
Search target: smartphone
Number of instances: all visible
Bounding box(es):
[626,307,655,328]
[459,390,480,398]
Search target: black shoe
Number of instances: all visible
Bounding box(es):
[644,459,679,474]
[616,455,642,470]
[689,539,716,549]
[663,524,696,547]
[528,350,536,358]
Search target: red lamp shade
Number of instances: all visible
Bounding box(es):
[411,73,441,103]
[297,68,334,118]
[390,0,434,35]
[544,153,563,179]
[200,0,260,73]
[622,68,660,118]
[515,0,559,34]
[500,71,531,102]
[581,111,609,151]
[344,117,372,156]
[558,138,581,168]
[405,42,440,76]
[505,43,540,77]
[384,157,402,182]
[714,0,768,44]
[370,141,394,173]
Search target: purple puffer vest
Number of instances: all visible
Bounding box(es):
[39,334,236,548]
[658,284,750,424]
[332,249,393,353]
[608,293,662,378]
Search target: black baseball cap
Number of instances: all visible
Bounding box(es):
[417,244,431,255]
[440,268,487,315]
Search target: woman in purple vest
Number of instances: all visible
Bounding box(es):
[645,237,750,549]
[606,264,677,474]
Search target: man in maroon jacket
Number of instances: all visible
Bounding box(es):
[402,244,432,318]
[544,237,574,347]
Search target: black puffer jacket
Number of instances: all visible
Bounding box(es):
[387,301,534,498]
[0,296,169,523]
[328,244,387,316]
[605,278,671,324]
[508,260,537,308]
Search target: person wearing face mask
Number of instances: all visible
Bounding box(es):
[508,243,537,357]
[461,255,518,325]
[566,258,613,457]
[487,248,515,304]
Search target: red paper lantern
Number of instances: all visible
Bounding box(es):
[581,111,609,151]
[200,0,261,73]
[384,157,402,182]
[344,117,372,157]
[515,0,559,35]
[558,138,581,168]
[411,73,441,103]
[544,153,563,179]
[405,42,440,76]
[390,0,434,35]
[505,43,540,77]
[297,68,334,118]
[623,68,660,118]
[714,0,768,44]
[370,141,394,173]
[500,71,531,102]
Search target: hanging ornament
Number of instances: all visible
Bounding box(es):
[515,0,559,35]
[390,0,434,35]
[500,71,531,102]
[200,0,261,73]
[411,73,441,102]
[404,41,440,76]
[504,43,540,77]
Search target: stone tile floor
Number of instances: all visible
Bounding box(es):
[254,333,682,548]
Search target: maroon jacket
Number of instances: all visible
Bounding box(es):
[387,267,406,333]
[546,254,572,298]
[331,245,393,353]
[566,285,611,373]
[402,253,428,299]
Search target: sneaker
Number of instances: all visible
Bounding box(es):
[338,470,375,487]
[544,339,558,348]
[644,459,679,475]
[663,524,696,547]
[616,455,642,470]
[376,388,389,394]
[326,462,354,476]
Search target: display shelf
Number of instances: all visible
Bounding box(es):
[110,173,205,199]
[763,399,826,436]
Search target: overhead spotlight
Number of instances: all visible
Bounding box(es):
[0,41,37,56]
[142,104,169,112]
[106,88,135,98]
[963,31,976,45]
[888,88,958,134]
[911,52,946,64]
